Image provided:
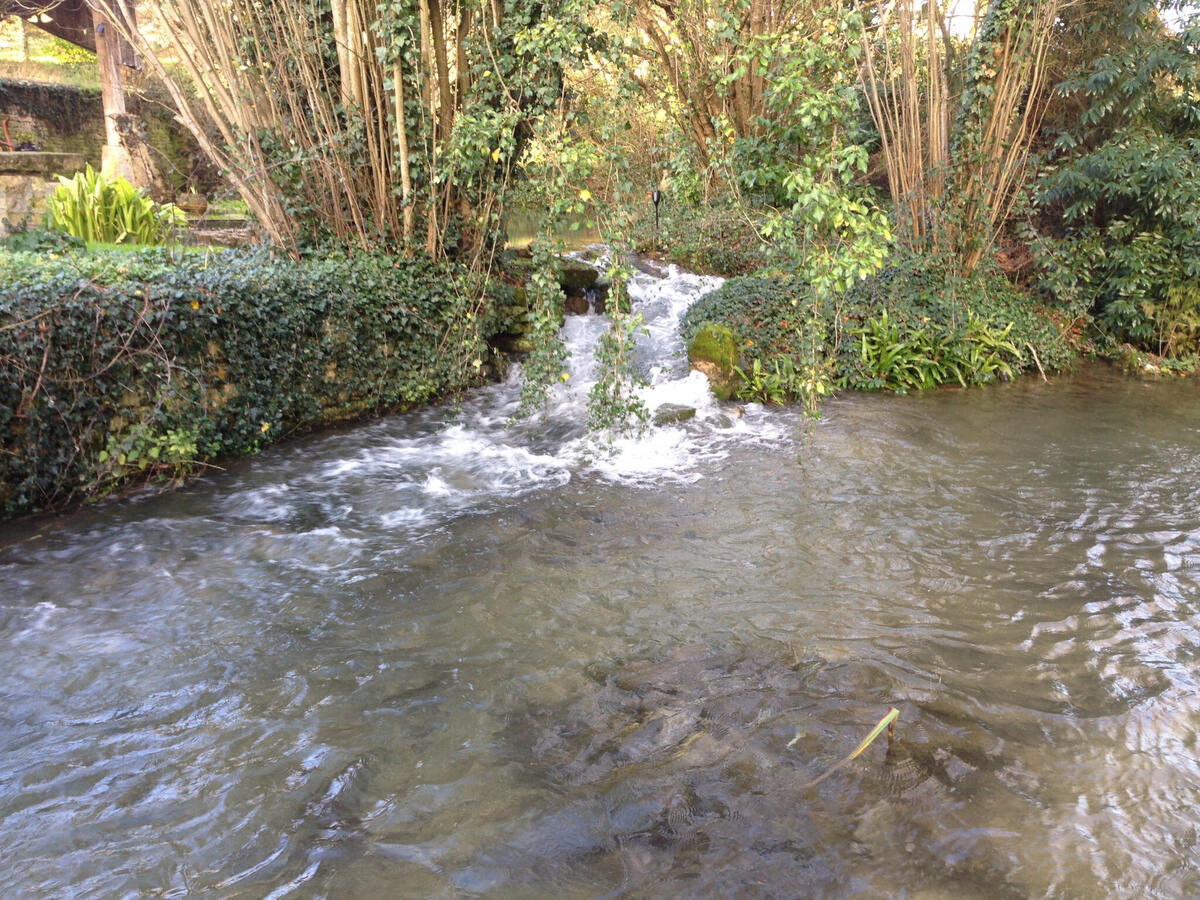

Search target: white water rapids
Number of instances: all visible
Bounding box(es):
[219,257,789,536]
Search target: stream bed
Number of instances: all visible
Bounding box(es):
[1,262,1199,898]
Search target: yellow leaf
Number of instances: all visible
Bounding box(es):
[578,189,592,202]
[491,148,501,162]
[261,422,270,433]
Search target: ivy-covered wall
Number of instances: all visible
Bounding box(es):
[0,80,104,160]
[0,248,494,518]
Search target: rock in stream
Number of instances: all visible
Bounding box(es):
[460,640,1048,897]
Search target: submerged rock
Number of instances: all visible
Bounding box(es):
[653,404,697,426]
[483,641,1050,897]
[687,322,740,400]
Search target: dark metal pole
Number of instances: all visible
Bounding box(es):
[651,189,662,232]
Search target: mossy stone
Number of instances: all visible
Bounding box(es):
[557,258,599,292]
[687,322,739,400]
[653,403,697,425]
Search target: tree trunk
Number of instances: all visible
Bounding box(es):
[112,113,172,202]
[92,5,134,181]
[393,62,415,244]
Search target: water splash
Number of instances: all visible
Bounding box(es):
[214,258,791,535]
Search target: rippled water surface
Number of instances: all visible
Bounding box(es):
[2,262,1199,898]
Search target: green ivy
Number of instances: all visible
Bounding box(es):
[0,246,492,518]
[682,248,1076,401]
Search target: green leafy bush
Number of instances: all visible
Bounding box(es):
[1142,283,1200,358]
[733,355,810,405]
[839,310,1021,393]
[0,247,491,517]
[1036,10,1200,355]
[0,227,84,254]
[632,204,767,277]
[681,249,1074,399]
[46,165,186,245]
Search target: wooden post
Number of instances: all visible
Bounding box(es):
[91,4,133,180]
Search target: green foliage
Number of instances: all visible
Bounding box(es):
[517,240,570,415]
[1143,283,1200,357]
[682,275,814,361]
[46,166,186,246]
[1037,5,1200,355]
[0,247,490,517]
[586,253,650,434]
[588,305,650,434]
[682,249,1074,402]
[0,227,84,254]
[632,204,765,277]
[840,310,1021,393]
[733,355,809,405]
[842,251,1077,374]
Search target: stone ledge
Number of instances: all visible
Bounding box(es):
[0,151,86,176]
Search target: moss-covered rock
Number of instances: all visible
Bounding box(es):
[687,322,740,400]
[558,258,599,292]
[652,403,697,425]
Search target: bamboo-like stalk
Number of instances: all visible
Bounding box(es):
[858,0,1068,273]
[94,0,421,254]
[394,62,415,244]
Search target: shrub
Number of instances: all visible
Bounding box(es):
[1036,8,1200,355]
[681,249,1076,399]
[46,165,186,245]
[0,247,492,517]
[632,203,767,277]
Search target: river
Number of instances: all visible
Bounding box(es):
[1,261,1198,897]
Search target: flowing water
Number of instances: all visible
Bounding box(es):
[2,260,1199,898]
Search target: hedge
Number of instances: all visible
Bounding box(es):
[681,251,1079,391]
[0,247,493,517]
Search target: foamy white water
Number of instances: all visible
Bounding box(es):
[213,257,790,534]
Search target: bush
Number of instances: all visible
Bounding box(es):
[632,203,767,277]
[47,165,186,245]
[1036,9,1200,356]
[681,250,1077,400]
[0,247,492,517]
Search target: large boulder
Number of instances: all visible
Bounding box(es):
[687,322,740,400]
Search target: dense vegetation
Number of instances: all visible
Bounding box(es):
[0,247,493,516]
[683,250,1078,405]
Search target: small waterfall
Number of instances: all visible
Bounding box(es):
[221,258,790,533]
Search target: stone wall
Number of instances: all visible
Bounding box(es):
[0,80,104,162]
[0,151,85,233]
[0,78,210,192]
